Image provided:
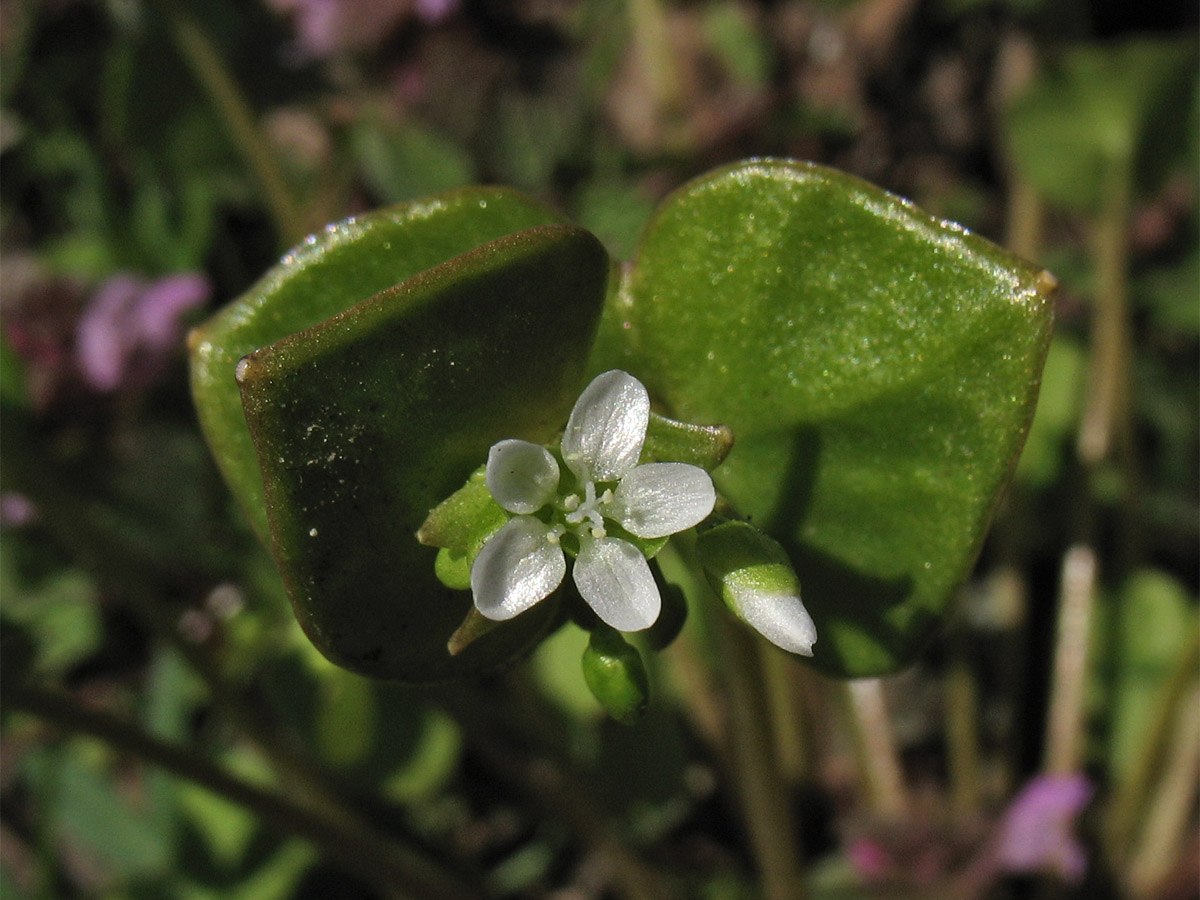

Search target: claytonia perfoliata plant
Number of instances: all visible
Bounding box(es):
[472,370,716,632]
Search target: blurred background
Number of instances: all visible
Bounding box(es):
[0,1,1196,898]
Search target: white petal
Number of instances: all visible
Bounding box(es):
[486,439,560,514]
[734,590,817,656]
[573,537,661,632]
[471,517,566,621]
[561,370,649,482]
[611,462,716,538]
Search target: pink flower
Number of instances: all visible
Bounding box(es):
[267,0,457,58]
[992,773,1093,882]
[75,273,209,393]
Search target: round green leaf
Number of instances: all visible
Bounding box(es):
[190,186,566,545]
[606,159,1054,676]
[236,225,610,681]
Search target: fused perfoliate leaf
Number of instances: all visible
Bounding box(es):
[608,159,1055,676]
[236,225,610,681]
[191,187,567,547]
[697,520,816,657]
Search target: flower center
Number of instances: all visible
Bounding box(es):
[561,479,614,539]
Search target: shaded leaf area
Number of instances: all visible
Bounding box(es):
[190,187,566,546]
[237,226,610,680]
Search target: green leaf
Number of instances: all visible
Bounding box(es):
[351,115,476,205]
[235,225,610,681]
[1004,40,1198,212]
[1107,570,1198,783]
[190,186,567,547]
[608,159,1054,676]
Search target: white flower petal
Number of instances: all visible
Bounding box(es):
[573,537,661,632]
[471,517,565,621]
[734,590,817,656]
[611,462,716,538]
[486,439,560,514]
[561,370,649,482]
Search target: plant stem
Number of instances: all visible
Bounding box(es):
[1042,543,1097,774]
[4,683,480,900]
[946,647,982,814]
[658,538,805,900]
[1123,679,1200,899]
[841,679,908,819]
[762,647,808,785]
[1006,175,1045,263]
[1104,634,1200,861]
[159,1,306,246]
[1077,159,1133,469]
[624,0,688,150]
[712,612,806,900]
[1044,157,1136,778]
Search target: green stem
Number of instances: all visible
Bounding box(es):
[1005,175,1045,263]
[841,679,908,819]
[1077,159,1133,468]
[1104,635,1200,861]
[159,1,306,245]
[1123,678,1200,899]
[659,538,805,900]
[624,0,688,149]
[761,647,808,785]
[945,647,982,814]
[4,683,480,900]
[713,614,806,900]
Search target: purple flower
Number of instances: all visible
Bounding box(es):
[267,0,457,58]
[992,773,1093,882]
[0,493,38,528]
[75,273,209,393]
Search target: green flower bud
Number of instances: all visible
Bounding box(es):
[581,626,650,725]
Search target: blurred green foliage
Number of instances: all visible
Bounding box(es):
[1,0,1195,898]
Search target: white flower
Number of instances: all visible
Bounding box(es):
[471,370,716,632]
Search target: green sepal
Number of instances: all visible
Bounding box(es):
[601,521,670,561]
[418,466,508,553]
[642,413,734,472]
[581,626,650,725]
[447,607,501,656]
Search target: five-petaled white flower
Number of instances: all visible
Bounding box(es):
[471,370,716,632]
